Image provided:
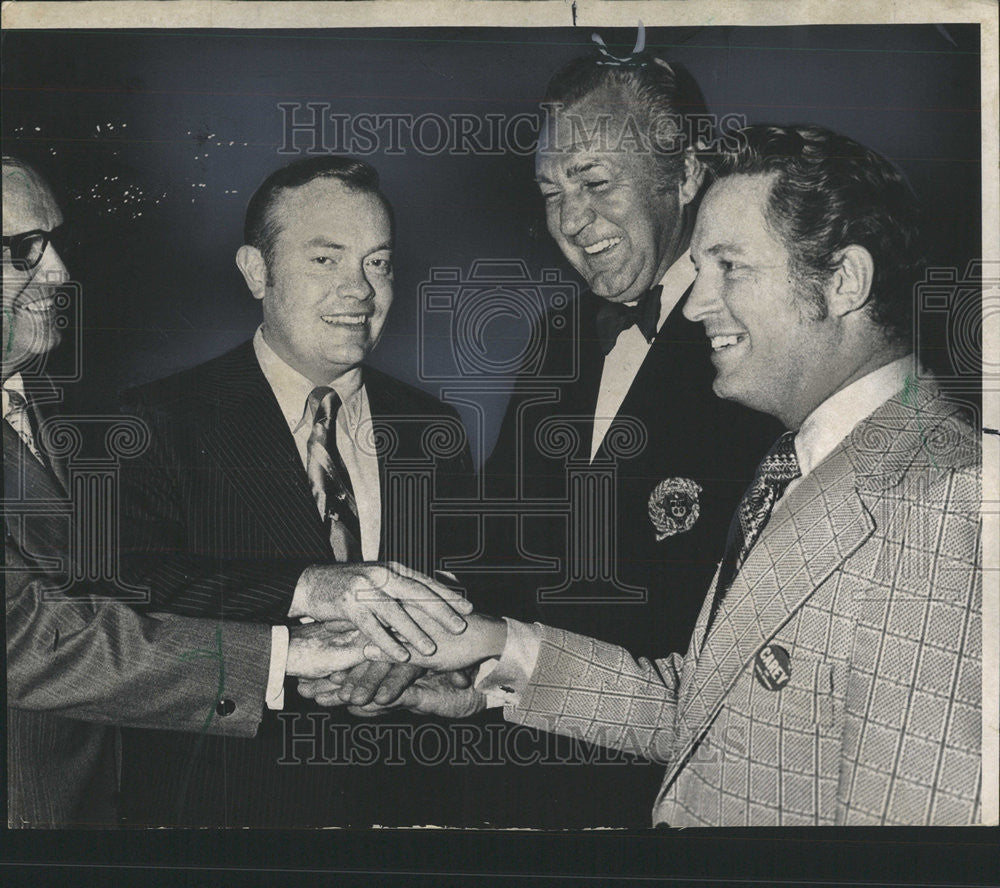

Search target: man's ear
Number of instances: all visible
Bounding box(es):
[678,148,706,207]
[235,245,268,301]
[827,244,874,318]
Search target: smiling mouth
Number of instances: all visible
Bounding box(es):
[710,334,747,352]
[18,298,57,314]
[582,237,622,256]
[321,314,370,327]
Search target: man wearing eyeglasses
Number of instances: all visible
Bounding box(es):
[3,156,390,827]
[1,160,70,371]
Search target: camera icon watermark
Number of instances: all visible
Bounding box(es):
[417,260,579,383]
[2,278,83,384]
[914,261,999,392]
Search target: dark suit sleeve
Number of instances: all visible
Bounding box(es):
[117,391,310,621]
[6,540,269,736]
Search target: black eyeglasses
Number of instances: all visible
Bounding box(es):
[1,226,67,271]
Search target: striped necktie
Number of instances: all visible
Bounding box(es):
[4,388,44,464]
[305,386,363,561]
[702,430,801,642]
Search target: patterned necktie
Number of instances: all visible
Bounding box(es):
[595,285,663,355]
[4,388,44,464]
[305,386,363,561]
[703,430,801,642]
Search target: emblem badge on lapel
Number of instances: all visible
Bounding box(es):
[647,477,702,541]
[754,644,791,691]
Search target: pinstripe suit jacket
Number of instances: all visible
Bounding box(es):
[506,384,982,825]
[116,341,474,826]
[5,404,271,829]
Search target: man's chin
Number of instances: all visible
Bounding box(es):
[711,373,744,405]
[585,272,651,304]
[3,330,61,373]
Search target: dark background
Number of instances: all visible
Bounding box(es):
[2,24,984,460]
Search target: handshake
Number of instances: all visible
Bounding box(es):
[283,562,507,719]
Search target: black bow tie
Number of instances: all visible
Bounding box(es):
[594,285,663,356]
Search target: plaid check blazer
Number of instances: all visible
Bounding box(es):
[507,383,982,826]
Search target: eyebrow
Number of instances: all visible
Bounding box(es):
[304,238,344,249]
[565,160,605,178]
[534,159,608,185]
[704,243,746,257]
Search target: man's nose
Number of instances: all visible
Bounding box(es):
[559,191,594,239]
[337,264,375,301]
[36,244,71,285]
[682,270,719,324]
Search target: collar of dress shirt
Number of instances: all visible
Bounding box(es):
[617,251,695,333]
[793,353,915,478]
[2,372,26,419]
[252,326,365,435]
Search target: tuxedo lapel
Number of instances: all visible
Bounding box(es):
[666,442,875,781]
[197,346,329,558]
[594,285,707,462]
[575,294,609,420]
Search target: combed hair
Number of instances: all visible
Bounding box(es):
[543,52,709,192]
[709,125,922,343]
[243,155,392,268]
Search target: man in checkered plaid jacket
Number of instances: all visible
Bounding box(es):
[300,125,983,827]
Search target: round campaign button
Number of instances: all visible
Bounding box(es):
[753,644,791,691]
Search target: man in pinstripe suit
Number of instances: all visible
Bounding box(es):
[314,126,983,826]
[3,157,394,828]
[114,156,476,826]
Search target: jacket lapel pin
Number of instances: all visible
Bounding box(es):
[648,477,702,541]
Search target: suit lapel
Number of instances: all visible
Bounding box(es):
[31,392,70,492]
[662,384,959,784]
[665,440,875,781]
[364,369,417,561]
[362,370,388,559]
[198,345,329,557]
[3,421,72,570]
[15,373,70,492]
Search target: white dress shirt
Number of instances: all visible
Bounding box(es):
[782,353,915,501]
[2,372,39,460]
[2,372,27,420]
[590,254,696,460]
[253,326,383,708]
[478,353,917,707]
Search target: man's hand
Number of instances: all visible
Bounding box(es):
[303,660,427,707]
[288,561,473,662]
[284,620,369,679]
[349,670,486,720]
[363,611,507,672]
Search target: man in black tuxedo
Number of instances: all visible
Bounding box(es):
[115,156,475,827]
[481,53,781,826]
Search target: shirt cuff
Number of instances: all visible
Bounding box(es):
[288,571,316,623]
[266,625,289,710]
[474,617,542,708]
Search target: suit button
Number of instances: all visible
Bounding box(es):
[216,698,236,716]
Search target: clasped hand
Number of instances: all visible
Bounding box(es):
[284,562,473,679]
[297,608,508,715]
